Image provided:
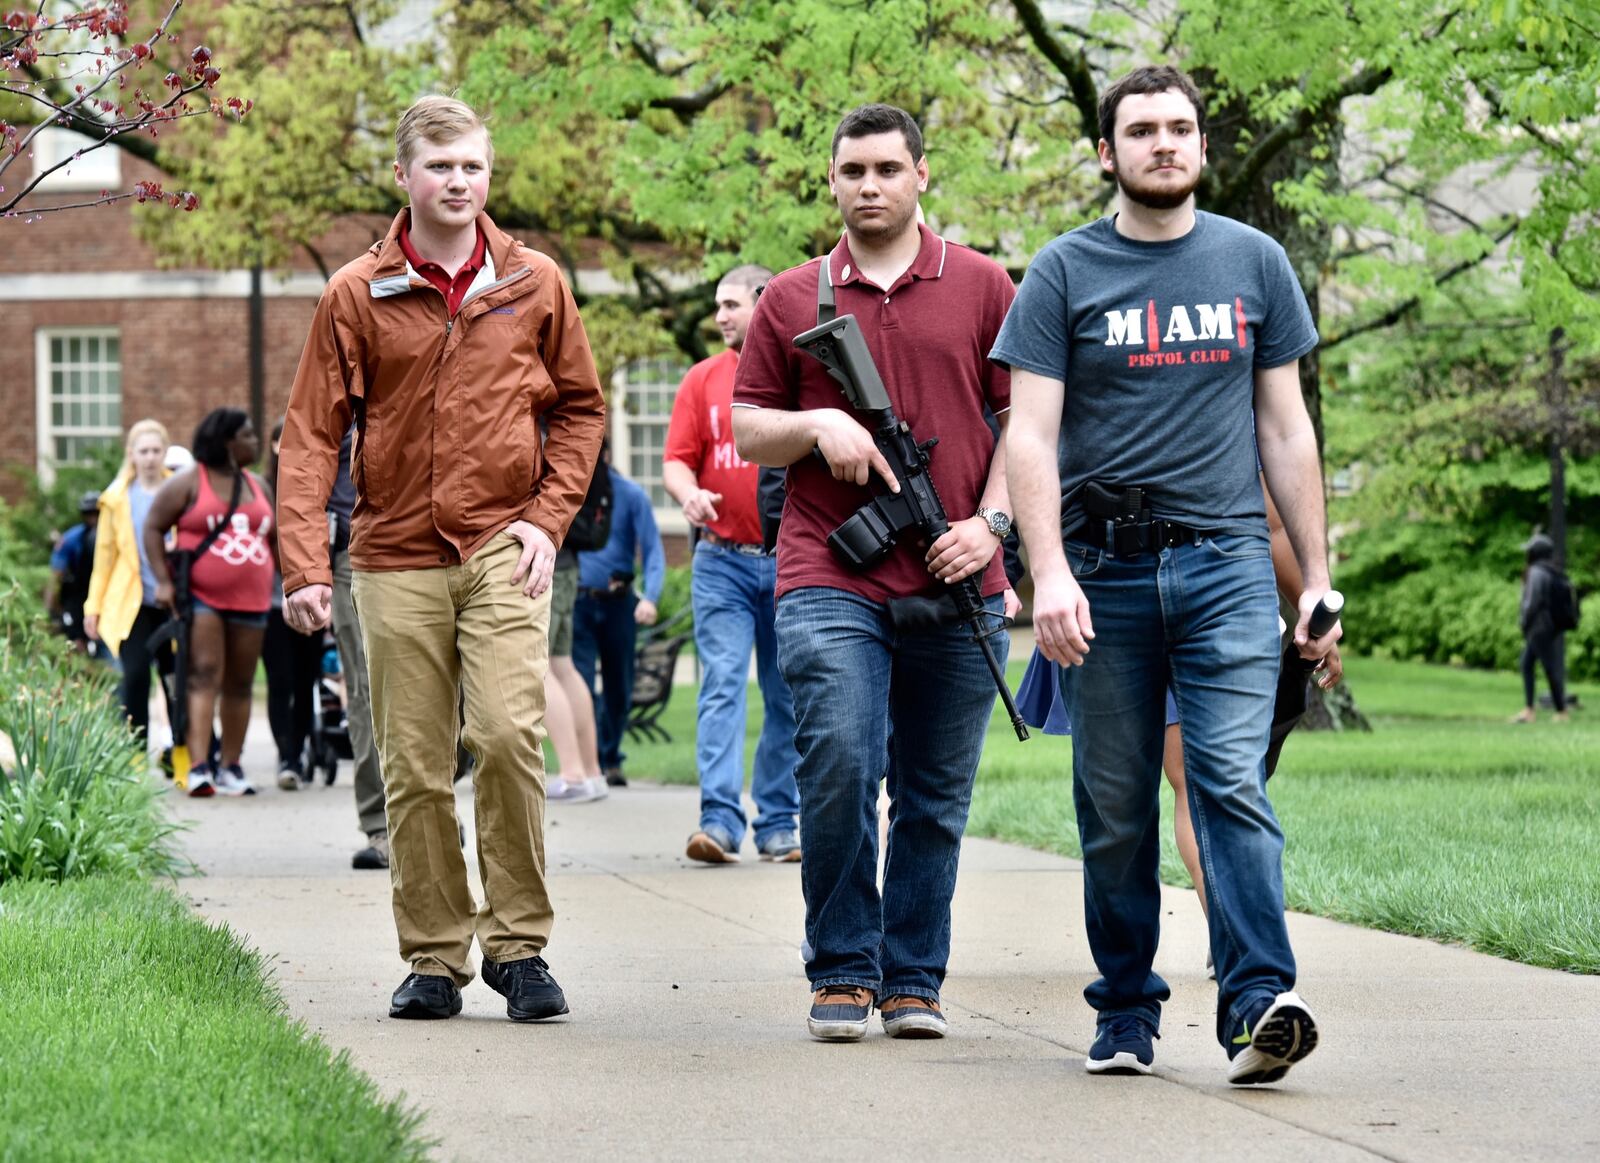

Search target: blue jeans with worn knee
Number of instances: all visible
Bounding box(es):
[1058,534,1294,1049]
[690,542,799,845]
[776,586,1005,1001]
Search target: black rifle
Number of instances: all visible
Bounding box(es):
[1266,591,1344,777]
[793,266,1029,741]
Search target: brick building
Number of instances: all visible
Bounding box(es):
[1,135,395,496]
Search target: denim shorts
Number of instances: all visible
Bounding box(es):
[192,598,269,629]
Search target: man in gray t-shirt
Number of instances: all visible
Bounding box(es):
[993,65,1341,1088]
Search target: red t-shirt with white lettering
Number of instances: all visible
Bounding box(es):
[663,349,764,545]
[733,226,1015,602]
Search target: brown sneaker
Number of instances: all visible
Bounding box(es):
[686,827,740,864]
[879,994,948,1039]
[808,986,873,1041]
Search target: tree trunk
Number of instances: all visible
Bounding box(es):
[1548,328,1568,571]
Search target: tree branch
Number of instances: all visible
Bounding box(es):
[1324,220,1520,347]
[1010,0,1099,146]
[1214,64,1393,212]
[646,82,732,119]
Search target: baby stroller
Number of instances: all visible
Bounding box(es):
[302,629,352,785]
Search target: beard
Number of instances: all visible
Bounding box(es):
[1112,158,1201,211]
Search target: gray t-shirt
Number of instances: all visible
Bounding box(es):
[129,480,160,602]
[990,211,1317,538]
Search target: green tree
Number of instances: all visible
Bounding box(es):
[145,2,1600,388]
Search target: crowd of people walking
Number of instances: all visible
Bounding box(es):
[49,67,1580,1091]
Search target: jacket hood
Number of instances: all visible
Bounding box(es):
[1523,533,1556,562]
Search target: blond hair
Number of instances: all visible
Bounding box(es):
[120,418,170,481]
[395,95,494,170]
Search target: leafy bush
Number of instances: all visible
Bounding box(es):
[653,563,694,635]
[1335,513,1599,678]
[0,443,125,636]
[0,594,186,884]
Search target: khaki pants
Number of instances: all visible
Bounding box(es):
[353,535,553,985]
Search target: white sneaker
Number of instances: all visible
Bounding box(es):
[1227,990,1319,1086]
[548,775,607,803]
[186,765,216,798]
[213,764,257,797]
[276,764,302,791]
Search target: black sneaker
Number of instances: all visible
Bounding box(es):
[389,972,462,1020]
[1085,1013,1158,1075]
[1227,990,1318,1086]
[482,954,569,1021]
[603,766,627,787]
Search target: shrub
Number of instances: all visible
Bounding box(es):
[0,594,186,884]
[654,563,694,635]
[1335,517,1599,678]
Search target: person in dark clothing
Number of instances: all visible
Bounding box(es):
[1513,533,1569,723]
[48,491,102,653]
[263,420,325,788]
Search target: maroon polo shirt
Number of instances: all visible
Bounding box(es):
[733,225,1016,602]
[398,220,487,316]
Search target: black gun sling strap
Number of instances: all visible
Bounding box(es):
[817,254,835,326]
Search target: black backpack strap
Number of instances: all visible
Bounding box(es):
[194,471,246,560]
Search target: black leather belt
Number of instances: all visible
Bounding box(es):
[578,587,629,600]
[1072,517,1210,558]
[700,530,769,557]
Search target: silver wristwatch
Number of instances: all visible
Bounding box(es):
[976,506,1012,538]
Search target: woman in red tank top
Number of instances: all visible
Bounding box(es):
[143,407,276,797]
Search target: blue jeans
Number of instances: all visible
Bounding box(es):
[1058,534,1295,1048]
[690,542,799,844]
[776,586,1006,1001]
[572,592,638,771]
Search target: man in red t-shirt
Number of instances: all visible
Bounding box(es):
[731,105,1018,1043]
[663,263,802,867]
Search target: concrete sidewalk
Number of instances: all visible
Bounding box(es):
[173,743,1598,1162]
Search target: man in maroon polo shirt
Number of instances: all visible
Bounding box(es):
[732,103,1018,1042]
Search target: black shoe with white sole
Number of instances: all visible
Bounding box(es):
[1085,1013,1157,1075]
[1227,990,1318,1085]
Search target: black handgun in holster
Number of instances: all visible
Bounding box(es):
[1080,481,1204,557]
[792,263,1029,741]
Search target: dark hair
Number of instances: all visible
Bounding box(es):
[1097,65,1207,147]
[191,406,251,469]
[831,103,924,162]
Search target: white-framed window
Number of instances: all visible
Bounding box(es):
[29,127,122,193]
[35,328,122,480]
[613,356,690,531]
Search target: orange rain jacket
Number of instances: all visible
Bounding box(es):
[277,210,607,594]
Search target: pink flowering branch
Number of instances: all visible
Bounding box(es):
[0,0,251,217]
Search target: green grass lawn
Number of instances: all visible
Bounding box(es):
[628,653,1600,973]
[0,877,431,1163]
